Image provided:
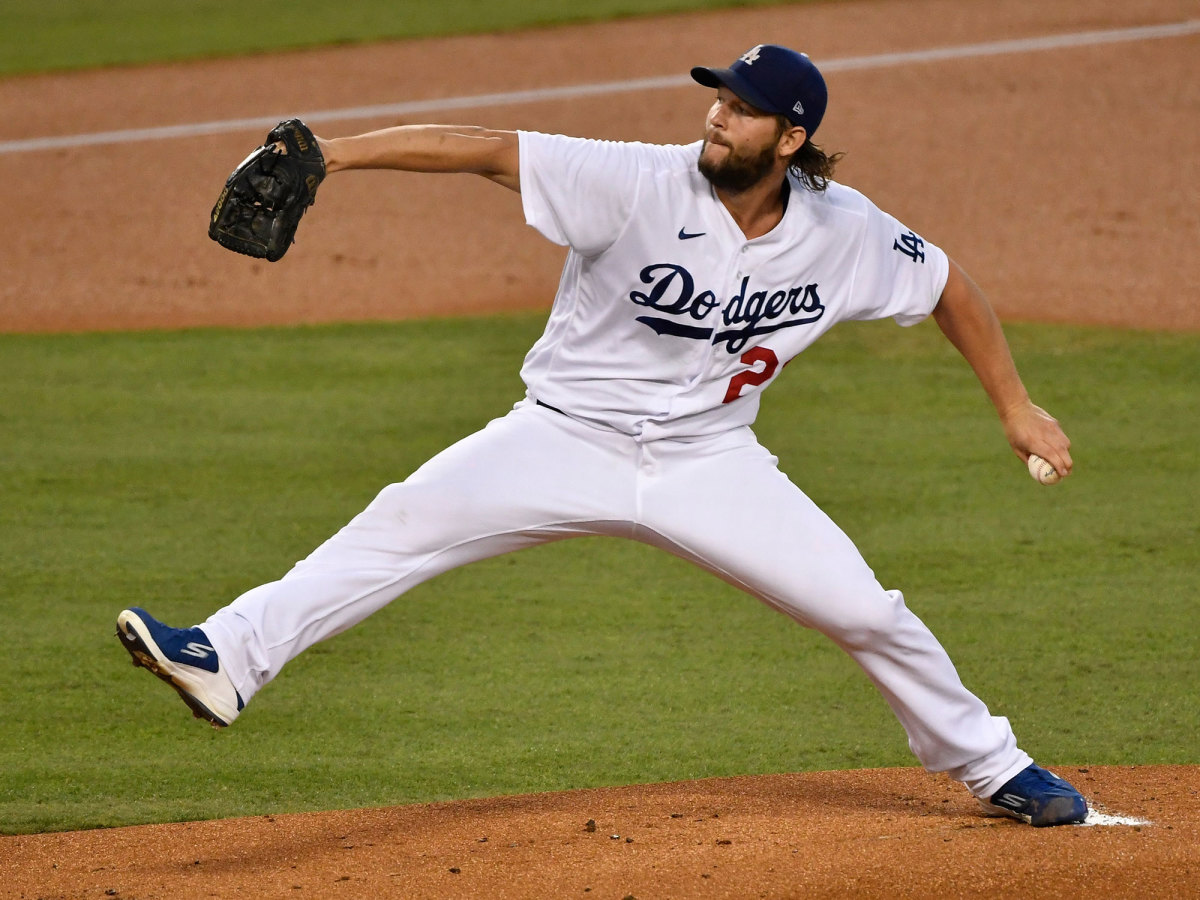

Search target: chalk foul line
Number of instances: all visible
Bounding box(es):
[1,19,1197,155]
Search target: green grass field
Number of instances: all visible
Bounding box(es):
[1,316,1196,834]
[2,0,812,75]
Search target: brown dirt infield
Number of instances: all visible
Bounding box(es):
[1,0,1197,896]
[3,767,1198,899]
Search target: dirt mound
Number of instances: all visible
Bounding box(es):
[3,766,1196,898]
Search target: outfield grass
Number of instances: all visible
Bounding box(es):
[1,0,816,75]
[0,315,1196,834]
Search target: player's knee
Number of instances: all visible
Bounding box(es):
[820,588,909,650]
[371,480,462,518]
[360,482,461,551]
[368,479,501,553]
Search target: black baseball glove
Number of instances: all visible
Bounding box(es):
[209,119,326,262]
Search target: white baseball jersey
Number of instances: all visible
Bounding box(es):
[518,132,949,440]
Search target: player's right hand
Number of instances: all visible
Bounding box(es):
[1001,401,1073,479]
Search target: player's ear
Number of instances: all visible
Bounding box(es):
[778,125,807,157]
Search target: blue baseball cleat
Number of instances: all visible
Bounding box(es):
[116,607,243,728]
[979,764,1088,826]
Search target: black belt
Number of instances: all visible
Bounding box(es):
[536,399,567,416]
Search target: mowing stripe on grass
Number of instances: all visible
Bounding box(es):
[2,19,1197,155]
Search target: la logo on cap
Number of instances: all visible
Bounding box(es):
[739,45,763,64]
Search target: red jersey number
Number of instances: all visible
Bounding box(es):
[722,346,779,404]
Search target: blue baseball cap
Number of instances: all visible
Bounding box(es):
[691,44,828,137]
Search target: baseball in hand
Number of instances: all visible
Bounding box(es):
[1026,454,1061,485]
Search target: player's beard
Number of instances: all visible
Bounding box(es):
[698,137,779,193]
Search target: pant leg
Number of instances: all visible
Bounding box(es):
[202,403,638,703]
[634,428,1030,798]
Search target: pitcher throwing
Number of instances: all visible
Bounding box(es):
[118,44,1086,826]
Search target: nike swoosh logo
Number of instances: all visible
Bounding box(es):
[677,228,706,240]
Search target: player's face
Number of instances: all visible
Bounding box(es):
[698,87,789,192]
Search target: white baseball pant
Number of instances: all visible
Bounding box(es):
[201,401,1031,798]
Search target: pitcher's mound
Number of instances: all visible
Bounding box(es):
[4,765,1196,898]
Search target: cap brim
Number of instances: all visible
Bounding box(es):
[690,65,780,116]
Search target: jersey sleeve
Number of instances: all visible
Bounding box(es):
[518,131,646,257]
[845,201,950,327]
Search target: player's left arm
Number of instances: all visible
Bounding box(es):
[318,125,521,191]
[932,260,1073,478]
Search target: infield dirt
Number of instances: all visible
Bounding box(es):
[1,0,1197,896]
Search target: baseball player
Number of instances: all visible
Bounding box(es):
[118,44,1087,826]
